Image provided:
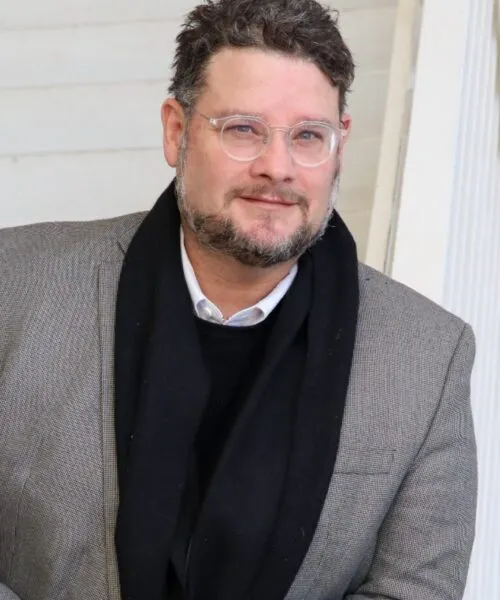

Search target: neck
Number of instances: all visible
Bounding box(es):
[182,224,296,320]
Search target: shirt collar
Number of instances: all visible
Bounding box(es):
[180,226,298,327]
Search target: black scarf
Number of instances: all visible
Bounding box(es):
[114,181,359,600]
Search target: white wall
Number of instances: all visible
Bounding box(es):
[0,2,188,226]
[0,0,399,262]
[390,0,500,597]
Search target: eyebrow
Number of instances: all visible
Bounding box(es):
[210,108,337,127]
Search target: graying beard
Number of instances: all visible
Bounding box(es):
[175,138,339,267]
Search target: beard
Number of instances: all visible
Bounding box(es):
[175,135,341,268]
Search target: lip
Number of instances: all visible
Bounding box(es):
[240,195,295,207]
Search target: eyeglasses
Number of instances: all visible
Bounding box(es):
[193,109,343,168]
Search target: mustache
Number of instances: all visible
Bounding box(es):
[225,184,308,207]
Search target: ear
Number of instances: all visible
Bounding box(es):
[336,112,352,169]
[161,98,187,168]
[339,112,352,152]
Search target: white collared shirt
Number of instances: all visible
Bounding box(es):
[180,227,298,327]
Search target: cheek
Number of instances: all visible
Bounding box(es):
[183,145,249,210]
[304,174,334,213]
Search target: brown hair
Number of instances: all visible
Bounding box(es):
[168,0,355,115]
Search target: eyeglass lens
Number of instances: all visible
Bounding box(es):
[220,117,336,166]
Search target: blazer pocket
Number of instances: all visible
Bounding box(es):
[333,448,395,475]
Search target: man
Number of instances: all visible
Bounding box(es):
[0,0,477,599]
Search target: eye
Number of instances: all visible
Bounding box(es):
[223,117,268,138]
[227,124,257,135]
[296,129,324,142]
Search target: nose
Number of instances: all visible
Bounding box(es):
[249,129,296,183]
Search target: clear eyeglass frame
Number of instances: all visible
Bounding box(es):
[193,109,344,168]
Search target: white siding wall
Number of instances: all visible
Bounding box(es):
[0,0,398,260]
[0,3,189,225]
[445,0,500,596]
[391,0,500,596]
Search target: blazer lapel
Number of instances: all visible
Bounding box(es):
[96,216,147,600]
[283,294,397,600]
[98,259,125,600]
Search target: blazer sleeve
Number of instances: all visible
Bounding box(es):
[345,323,477,600]
[0,584,22,600]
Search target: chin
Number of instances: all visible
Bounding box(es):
[241,212,300,234]
[239,222,296,245]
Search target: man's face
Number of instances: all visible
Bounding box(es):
[162,48,350,267]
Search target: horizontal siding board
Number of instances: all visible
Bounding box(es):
[0,83,166,155]
[340,209,372,260]
[348,70,389,137]
[337,186,375,213]
[334,0,397,9]
[1,0,397,30]
[0,150,169,226]
[0,23,177,89]
[0,150,372,260]
[0,10,395,90]
[0,136,379,226]
[342,136,381,190]
[0,0,197,30]
[0,0,393,260]
[340,7,398,72]
[0,82,383,155]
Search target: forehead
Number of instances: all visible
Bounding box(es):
[200,48,340,120]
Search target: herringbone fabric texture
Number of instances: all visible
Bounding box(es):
[0,214,476,600]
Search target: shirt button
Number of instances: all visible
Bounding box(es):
[202,306,213,319]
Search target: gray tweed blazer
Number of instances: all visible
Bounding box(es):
[0,213,477,600]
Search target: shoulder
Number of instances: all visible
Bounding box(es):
[357,262,473,354]
[349,265,475,470]
[0,212,146,268]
